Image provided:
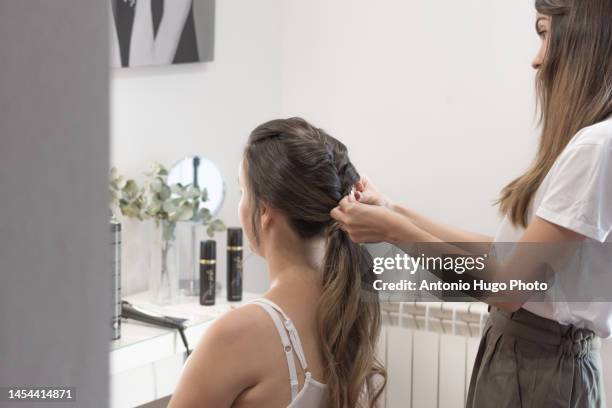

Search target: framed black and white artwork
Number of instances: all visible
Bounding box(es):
[110,0,215,68]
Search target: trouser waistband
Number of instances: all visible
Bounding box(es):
[489,307,599,358]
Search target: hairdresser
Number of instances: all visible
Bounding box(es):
[331,0,611,406]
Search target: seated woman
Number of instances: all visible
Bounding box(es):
[168,118,386,408]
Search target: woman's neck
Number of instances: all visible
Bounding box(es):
[264,233,325,290]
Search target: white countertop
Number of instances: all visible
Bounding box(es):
[109,291,261,407]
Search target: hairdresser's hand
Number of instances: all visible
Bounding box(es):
[331,192,401,244]
[354,176,392,208]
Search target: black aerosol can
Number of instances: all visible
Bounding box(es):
[199,240,216,306]
[226,228,243,302]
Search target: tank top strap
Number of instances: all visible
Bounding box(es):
[249,299,311,402]
[251,298,309,371]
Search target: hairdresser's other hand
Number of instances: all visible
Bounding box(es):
[354,176,392,208]
[331,192,399,244]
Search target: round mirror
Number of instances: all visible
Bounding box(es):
[167,156,225,218]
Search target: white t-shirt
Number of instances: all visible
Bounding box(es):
[494,116,612,337]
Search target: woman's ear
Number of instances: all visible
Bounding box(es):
[259,202,273,232]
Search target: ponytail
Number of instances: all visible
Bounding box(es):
[318,223,386,408]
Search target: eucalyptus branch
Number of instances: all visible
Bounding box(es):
[110,163,226,240]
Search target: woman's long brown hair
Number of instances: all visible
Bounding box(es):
[499,0,612,226]
[243,118,386,407]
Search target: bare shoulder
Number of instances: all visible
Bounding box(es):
[196,303,282,383]
[204,303,274,350]
[168,304,276,407]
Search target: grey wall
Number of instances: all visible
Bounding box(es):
[0,1,109,407]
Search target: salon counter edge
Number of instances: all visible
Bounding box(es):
[109,291,261,408]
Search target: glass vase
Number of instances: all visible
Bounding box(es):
[148,219,179,305]
[178,222,201,298]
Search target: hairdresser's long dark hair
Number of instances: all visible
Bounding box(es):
[499,0,612,227]
[243,117,386,408]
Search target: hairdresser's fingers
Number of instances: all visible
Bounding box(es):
[347,190,357,203]
[346,230,366,244]
[330,206,347,224]
[338,196,353,211]
[356,190,377,205]
[354,179,365,193]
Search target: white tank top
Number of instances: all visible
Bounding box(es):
[250,299,328,408]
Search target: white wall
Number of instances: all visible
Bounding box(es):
[279,0,540,235]
[111,0,541,294]
[111,0,282,295]
[113,0,540,296]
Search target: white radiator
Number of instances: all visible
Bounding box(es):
[377,302,489,408]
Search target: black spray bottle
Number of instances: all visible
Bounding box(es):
[199,240,216,306]
[226,228,243,301]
